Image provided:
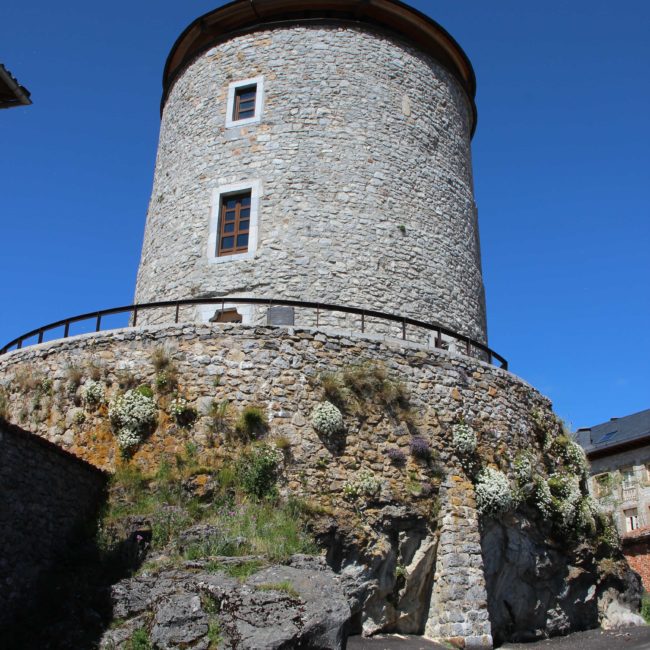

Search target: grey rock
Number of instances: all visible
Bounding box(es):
[481,511,643,645]
[151,593,209,649]
[107,557,350,649]
[247,565,350,648]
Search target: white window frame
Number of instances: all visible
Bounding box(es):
[594,473,611,498]
[621,467,636,489]
[208,179,262,265]
[624,507,640,532]
[225,76,265,128]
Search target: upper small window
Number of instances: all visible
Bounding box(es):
[233,85,256,121]
[225,76,265,128]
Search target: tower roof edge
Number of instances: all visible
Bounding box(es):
[161,0,477,134]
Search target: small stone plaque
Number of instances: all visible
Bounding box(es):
[267,306,295,326]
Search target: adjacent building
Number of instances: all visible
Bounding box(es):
[576,408,650,587]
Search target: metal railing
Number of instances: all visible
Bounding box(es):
[0,297,508,369]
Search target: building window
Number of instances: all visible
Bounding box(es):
[211,309,242,323]
[218,192,251,256]
[208,179,261,264]
[594,473,612,498]
[225,76,264,128]
[233,85,256,121]
[624,507,640,532]
[621,467,636,488]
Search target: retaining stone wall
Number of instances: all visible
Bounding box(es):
[0,324,547,477]
[0,422,106,630]
[0,324,554,646]
[135,23,487,343]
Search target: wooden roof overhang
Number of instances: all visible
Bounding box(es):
[0,64,31,109]
[162,0,477,135]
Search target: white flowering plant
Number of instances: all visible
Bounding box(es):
[311,401,344,437]
[563,439,589,476]
[169,396,197,426]
[343,470,382,501]
[109,389,157,454]
[532,477,553,518]
[548,473,582,530]
[83,380,105,407]
[575,496,598,535]
[475,467,514,517]
[451,423,477,455]
[514,451,536,486]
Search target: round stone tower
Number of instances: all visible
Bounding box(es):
[135,0,487,343]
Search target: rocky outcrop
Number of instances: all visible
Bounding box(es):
[481,511,644,645]
[101,555,350,650]
[314,503,440,637]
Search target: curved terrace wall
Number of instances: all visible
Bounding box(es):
[135,23,487,342]
[0,324,540,474]
[0,325,640,644]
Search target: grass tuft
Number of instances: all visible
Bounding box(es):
[235,406,268,439]
[255,580,300,599]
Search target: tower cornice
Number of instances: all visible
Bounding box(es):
[162,0,477,134]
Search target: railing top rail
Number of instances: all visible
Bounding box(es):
[0,297,507,369]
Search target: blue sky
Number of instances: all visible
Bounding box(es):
[1,1,648,430]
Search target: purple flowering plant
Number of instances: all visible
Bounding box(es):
[409,436,431,460]
[386,447,407,465]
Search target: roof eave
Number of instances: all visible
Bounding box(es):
[160,0,477,135]
[585,433,650,461]
[0,64,32,109]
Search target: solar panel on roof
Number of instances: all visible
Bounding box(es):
[598,431,617,444]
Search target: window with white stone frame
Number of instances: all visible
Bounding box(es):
[594,473,611,498]
[624,507,640,532]
[208,180,261,264]
[621,467,636,488]
[225,76,264,128]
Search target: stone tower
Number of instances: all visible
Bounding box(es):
[135,0,487,344]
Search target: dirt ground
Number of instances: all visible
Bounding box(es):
[500,625,650,650]
[346,626,650,650]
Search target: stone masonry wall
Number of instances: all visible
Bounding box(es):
[0,325,636,645]
[425,475,492,647]
[135,23,487,343]
[0,421,106,630]
[588,448,650,535]
[0,324,547,477]
[0,324,557,646]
